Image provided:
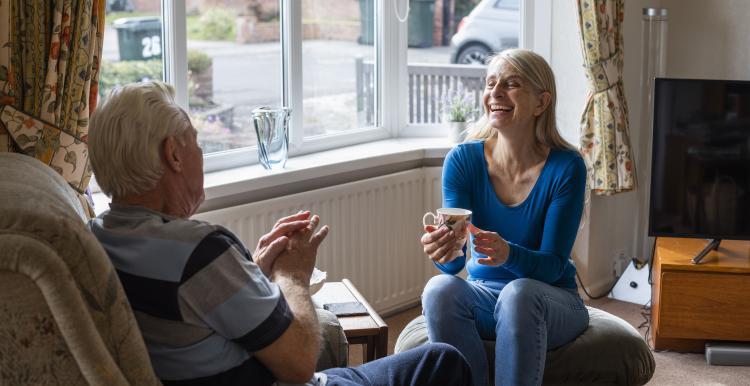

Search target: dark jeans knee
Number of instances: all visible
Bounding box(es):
[421,343,473,385]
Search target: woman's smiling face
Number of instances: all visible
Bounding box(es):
[483,59,549,133]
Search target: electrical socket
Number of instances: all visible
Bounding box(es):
[612,249,629,278]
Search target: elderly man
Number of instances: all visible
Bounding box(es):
[87,81,471,386]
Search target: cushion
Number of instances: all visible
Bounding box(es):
[316,308,348,370]
[395,307,655,386]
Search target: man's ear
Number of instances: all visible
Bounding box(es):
[534,91,552,117]
[162,136,183,173]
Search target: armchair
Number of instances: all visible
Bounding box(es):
[0,153,160,385]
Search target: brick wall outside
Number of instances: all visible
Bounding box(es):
[237,0,361,43]
[129,0,159,13]
[236,18,280,43]
[433,0,443,46]
[128,0,447,46]
[193,0,273,14]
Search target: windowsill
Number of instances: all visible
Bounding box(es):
[93,137,454,215]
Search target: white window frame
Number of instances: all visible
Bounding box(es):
[398,0,552,137]
[284,1,390,159]
[159,0,389,173]
[158,0,550,173]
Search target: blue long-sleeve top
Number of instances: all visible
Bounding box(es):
[436,141,586,289]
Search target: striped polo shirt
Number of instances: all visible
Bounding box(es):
[89,203,293,386]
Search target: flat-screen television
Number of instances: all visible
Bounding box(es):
[649,78,750,241]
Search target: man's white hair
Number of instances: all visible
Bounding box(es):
[89,81,193,198]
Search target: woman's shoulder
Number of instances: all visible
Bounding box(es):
[547,148,586,179]
[549,147,584,166]
[443,140,485,180]
[447,140,484,161]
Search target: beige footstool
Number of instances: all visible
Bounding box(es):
[395,307,655,385]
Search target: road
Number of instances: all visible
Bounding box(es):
[103,26,452,107]
[102,27,457,144]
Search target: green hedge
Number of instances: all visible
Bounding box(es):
[187,8,235,41]
[99,59,162,97]
[188,50,212,73]
[99,50,213,97]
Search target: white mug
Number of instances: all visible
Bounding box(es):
[422,208,472,230]
[423,208,472,261]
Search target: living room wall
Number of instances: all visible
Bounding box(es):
[547,0,645,294]
[548,0,750,294]
[661,0,750,81]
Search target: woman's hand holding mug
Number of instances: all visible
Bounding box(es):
[421,208,472,264]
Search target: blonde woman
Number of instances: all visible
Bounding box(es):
[420,49,588,386]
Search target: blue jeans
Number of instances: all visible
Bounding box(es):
[422,276,589,386]
[323,343,472,386]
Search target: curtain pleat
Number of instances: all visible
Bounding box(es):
[0,0,105,215]
[577,0,636,195]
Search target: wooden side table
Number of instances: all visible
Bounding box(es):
[651,237,750,351]
[312,278,389,362]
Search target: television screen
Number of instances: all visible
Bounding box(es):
[649,78,750,240]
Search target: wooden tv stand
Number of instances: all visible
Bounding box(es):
[651,237,750,351]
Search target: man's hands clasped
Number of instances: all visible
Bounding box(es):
[253,211,329,282]
[273,212,328,283]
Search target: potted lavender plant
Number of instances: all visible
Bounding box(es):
[440,84,477,143]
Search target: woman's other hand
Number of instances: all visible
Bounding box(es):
[469,223,510,266]
[421,223,467,264]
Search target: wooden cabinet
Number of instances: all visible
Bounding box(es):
[651,237,750,352]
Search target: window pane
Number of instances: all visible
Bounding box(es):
[186,1,282,154]
[406,0,520,125]
[302,0,376,137]
[101,4,164,100]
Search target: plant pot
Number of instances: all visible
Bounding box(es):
[190,64,213,102]
[446,121,468,143]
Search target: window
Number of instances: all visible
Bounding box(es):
[98,0,542,173]
[404,0,520,128]
[99,0,380,171]
[495,0,520,10]
[100,7,164,107]
[302,1,376,139]
[184,2,281,154]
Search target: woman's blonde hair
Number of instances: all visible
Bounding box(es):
[464,48,574,150]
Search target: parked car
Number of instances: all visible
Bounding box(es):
[106,0,134,13]
[450,0,520,65]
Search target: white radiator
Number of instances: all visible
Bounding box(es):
[195,168,444,315]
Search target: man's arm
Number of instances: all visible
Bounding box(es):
[253,215,329,384]
[254,273,320,383]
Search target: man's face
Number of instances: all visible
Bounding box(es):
[181,126,205,214]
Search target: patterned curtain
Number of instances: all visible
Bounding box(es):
[577,0,636,195]
[0,0,105,215]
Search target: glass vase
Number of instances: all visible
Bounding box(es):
[252,106,290,170]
